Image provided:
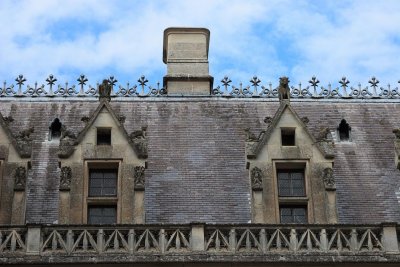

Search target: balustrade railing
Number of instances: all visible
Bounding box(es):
[1,75,400,99]
[0,224,400,258]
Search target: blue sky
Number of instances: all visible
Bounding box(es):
[1,0,400,89]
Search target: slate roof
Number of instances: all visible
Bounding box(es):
[0,97,399,224]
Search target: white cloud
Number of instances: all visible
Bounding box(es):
[0,0,399,89]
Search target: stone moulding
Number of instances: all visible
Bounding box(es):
[0,223,399,264]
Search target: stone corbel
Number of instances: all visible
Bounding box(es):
[15,127,34,158]
[134,166,145,191]
[251,167,263,191]
[245,128,264,159]
[59,166,72,191]
[317,127,335,159]
[14,166,26,191]
[129,127,148,159]
[57,125,77,158]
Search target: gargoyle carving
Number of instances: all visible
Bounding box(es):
[251,167,263,191]
[278,76,290,101]
[15,127,34,157]
[134,166,145,190]
[323,167,335,189]
[129,127,148,159]
[59,166,72,191]
[99,79,112,101]
[58,125,76,158]
[317,127,334,159]
[14,166,26,191]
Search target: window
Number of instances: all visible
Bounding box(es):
[281,128,295,146]
[85,161,120,224]
[280,205,307,223]
[278,170,305,196]
[89,169,117,197]
[275,162,309,223]
[337,119,351,141]
[88,205,117,224]
[97,128,111,145]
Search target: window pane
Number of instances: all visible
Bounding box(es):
[89,169,117,197]
[280,206,307,223]
[88,206,117,224]
[278,170,305,197]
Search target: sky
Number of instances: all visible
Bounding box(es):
[1,0,400,89]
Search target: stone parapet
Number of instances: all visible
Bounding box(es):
[1,223,400,264]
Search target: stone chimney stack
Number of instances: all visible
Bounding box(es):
[163,27,213,95]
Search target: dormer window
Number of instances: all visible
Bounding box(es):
[49,118,62,140]
[97,128,111,145]
[281,128,295,146]
[337,119,351,141]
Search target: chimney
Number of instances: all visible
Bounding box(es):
[163,27,213,95]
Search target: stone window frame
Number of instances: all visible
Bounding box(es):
[83,160,122,224]
[96,127,112,146]
[272,160,314,223]
[280,127,296,146]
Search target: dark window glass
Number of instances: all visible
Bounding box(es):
[338,119,351,141]
[280,206,307,223]
[281,128,295,146]
[89,169,117,196]
[278,170,305,196]
[97,128,111,145]
[50,118,62,139]
[88,206,116,224]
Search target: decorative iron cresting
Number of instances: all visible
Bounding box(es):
[1,75,400,99]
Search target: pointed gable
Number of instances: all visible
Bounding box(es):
[253,101,332,160]
[0,112,31,158]
[60,99,147,159]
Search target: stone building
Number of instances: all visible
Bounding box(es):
[0,27,400,266]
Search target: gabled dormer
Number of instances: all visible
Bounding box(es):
[57,99,147,224]
[246,101,337,224]
[0,112,32,224]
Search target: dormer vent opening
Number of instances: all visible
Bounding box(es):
[337,119,351,141]
[49,118,62,140]
[281,128,296,146]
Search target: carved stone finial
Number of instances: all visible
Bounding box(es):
[134,166,145,190]
[251,167,263,191]
[129,128,148,159]
[264,116,273,124]
[317,127,331,142]
[245,128,258,142]
[278,76,290,102]
[59,166,72,191]
[99,79,112,101]
[81,116,90,123]
[301,117,309,125]
[323,167,335,189]
[118,115,126,124]
[14,166,26,191]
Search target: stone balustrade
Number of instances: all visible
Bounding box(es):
[0,223,400,264]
